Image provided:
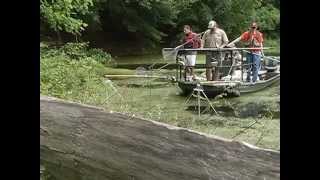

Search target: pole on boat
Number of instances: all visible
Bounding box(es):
[176,55,179,81]
[174,31,206,50]
[197,90,201,117]
[182,47,271,51]
[241,50,244,81]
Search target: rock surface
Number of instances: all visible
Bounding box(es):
[40,95,280,180]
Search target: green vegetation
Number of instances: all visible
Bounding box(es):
[40,0,280,48]
[40,0,94,35]
[264,38,280,56]
[109,79,280,150]
[40,42,115,106]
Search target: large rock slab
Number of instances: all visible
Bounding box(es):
[40,95,280,180]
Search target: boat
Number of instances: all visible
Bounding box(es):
[178,71,280,97]
[163,47,280,97]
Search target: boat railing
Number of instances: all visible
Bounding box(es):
[167,47,278,82]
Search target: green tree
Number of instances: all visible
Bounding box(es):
[171,0,260,42]
[94,0,177,46]
[40,0,280,48]
[254,2,280,38]
[40,0,94,36]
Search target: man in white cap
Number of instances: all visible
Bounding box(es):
[201,20,229,81]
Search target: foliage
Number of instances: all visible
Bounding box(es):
[254,3,280,38]
[181,0,278,40]
[40,43,116,105]
[40,0,280,48]
[263,38,280,56]
[40,0,94,35]
[96,0,178,46]
[41,42,112,64]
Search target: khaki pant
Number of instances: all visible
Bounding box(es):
[205,52,223,80]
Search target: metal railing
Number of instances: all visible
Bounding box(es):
[174,47,278,82]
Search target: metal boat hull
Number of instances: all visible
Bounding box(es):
[178,73,280,98]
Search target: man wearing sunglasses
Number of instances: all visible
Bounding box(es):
[228,22,264,83]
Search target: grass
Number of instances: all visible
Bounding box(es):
[104,80,280,150]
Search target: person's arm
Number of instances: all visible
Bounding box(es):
[227,36,241,47]
[260,33,264,56]
[227,31,248,47]
[219,30,229,48]
[200,32,206,48]
[261,43,265,56]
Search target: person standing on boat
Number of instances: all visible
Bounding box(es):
[181,25,201,81]
[201,20,229,81]
[228,22,264,83]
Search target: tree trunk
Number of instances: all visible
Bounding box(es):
[40,95,280,180]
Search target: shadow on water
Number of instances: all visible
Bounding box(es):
[185,102,279,119]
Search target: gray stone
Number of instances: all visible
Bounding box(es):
[40,95,280,180]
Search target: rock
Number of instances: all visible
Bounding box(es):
[40,95,280,180]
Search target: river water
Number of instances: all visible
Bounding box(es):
[109,54,280,150]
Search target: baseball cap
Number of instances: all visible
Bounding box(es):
[208,20,216,29]
[251,22,257,28]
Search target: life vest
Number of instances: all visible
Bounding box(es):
[183,32,201,49]
[246,31,263,48]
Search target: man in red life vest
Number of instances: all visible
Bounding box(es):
[228,22,264,83]
[182,25,201,81]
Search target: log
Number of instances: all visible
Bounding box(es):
[105,74,167,79]
[40,95,280,180]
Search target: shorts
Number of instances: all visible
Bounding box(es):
[205,52,224,67]
[184,55,196,66]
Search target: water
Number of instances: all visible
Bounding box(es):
[114,54,164,65]
[108,54,280,150]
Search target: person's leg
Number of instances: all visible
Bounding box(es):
[252,54,261,82]
[212,52,217,80]
[206,54,213,81]
[190,55,196,80]
[213,52,220,80]
[246,53,253,82]
[183,56,188,80]
[185,55,192,81]
[211,67,216,80]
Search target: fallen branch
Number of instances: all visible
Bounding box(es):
[105,74,167,79]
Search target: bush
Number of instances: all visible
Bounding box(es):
[40,42,116,106]
[86,48,112,64]
[40,42,113,64]
[263,38,280,56]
